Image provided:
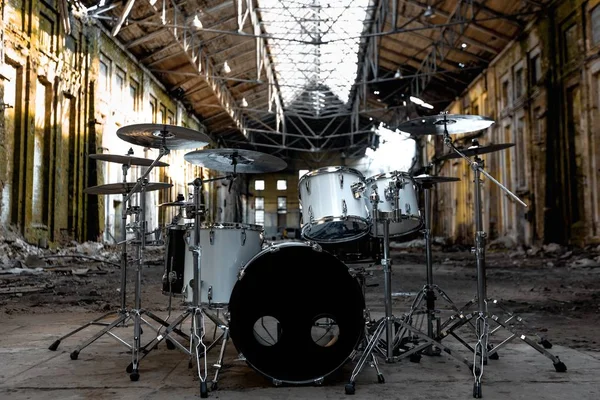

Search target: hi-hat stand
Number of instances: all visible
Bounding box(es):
[402,171,462,355]
[345,184,472,395]
[433,114,567,398]
[48,153,138,357]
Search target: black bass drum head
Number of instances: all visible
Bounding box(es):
[228,242,365,384]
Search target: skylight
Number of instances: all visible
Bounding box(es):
[258,0,371,114]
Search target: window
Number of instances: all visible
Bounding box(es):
[298,170,309,179]
[99,54,110,93]
[149,98,156,123]
[514,66,524,99]
[563,23,578,63]
[277,197,287,214]
[167,111,175,125]
[592,5,600,45]
[277,180,287,190]
[530,50,542,84]
[129,80,139,111]
[462,96,470,114]
[39,13,54,52]
[158,104,166,124]
[255,197,265,225]
[115,67,125,100]
[515,115,527,187]
[65,35,77,67]
[501,75,510,109]
[255,180,265,191]
[472,98,479,116]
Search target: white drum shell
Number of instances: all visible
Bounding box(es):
[182,223,263,305]
[365,172,422,237]
[298,167,370,243]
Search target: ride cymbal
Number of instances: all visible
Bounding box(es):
[184,148,287,173]
[84,182,172,195]
[116,124,211,150]
[397,114,495,136]
[434,142,515,161]
[413,174,461,184]
[89,153,169,167]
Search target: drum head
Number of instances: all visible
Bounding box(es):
[228,243,365,384]
[302,218,370,243]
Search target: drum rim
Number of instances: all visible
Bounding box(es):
[238,241,319,278]
[298,166,364,184]
[365,170,413,183]
[301,216,372,243]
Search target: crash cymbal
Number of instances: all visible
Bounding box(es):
[397,114,495,136]
[413,174,460,184]
[84,182,172,195]
[184,148,287,173]
[434,142,515,161]
[116,124,211,150]
[89,153,169,167]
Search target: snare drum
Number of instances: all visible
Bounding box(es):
[298,166,370,243]
[364,171,422,237]
[182,222,263,306]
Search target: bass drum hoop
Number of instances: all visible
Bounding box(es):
[229,242,365,384]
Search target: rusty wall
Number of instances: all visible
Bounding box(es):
[425,0,600,247]
[0,2,208,246]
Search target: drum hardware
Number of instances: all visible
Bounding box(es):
[345,212,472,395]
[401,172,462,356]
[48,150,172,359]
[420,113,567,398]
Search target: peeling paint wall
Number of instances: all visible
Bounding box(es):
[0,2,209,246]
[423,0,600,247]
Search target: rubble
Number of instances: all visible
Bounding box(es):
[488,235,517,250]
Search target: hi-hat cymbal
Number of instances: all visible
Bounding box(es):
[89,153,169,167]
[434,142,515,162]
[184,148,287,173]
[116,124,211,150]
[413,174,460,184]
[84,182,172,195]
[397,114,495,136]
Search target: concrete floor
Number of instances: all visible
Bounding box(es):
[1,310,598,400]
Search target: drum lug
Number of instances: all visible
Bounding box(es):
[338,172,344,189]
[314,377,324,386]
[268,245,281,252]
[305,178,311,195]
[351,181,365,199]
[342,199,348,218]
[241,229,247,246]
[309,241,323,252]
[207,286,213,303]
[273,379,282,387]
[308,205,314,223]
[210,229,215,245]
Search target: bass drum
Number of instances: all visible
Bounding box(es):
[228,242,365,384]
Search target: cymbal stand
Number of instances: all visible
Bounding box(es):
[345,187,472,395]
[435,116,566,398]
[402,177,462,355]
[48,152,138,357]
[129,173,236,397]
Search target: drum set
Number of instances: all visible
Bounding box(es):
[47,114,566,399]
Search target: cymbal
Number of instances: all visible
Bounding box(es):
[89,153,169,167]
[116,124,211,150]
[184,148,287,173]
[413,174,460,184]
[159,200,200,207]
[434,142,515,161]
[84,182,172,195]
[397,114,495,136]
